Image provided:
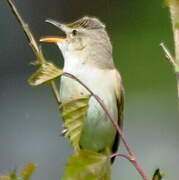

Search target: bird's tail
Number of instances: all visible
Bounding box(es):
[62,149,111,180]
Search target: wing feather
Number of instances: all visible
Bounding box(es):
[111,69,124,163]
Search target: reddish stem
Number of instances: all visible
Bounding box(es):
[63,72,149,180]
[110,152,131,161]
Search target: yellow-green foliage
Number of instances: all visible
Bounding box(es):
[62,150,110,180]
[0,163,37,180]
[60,95,90,152]
[152,169,164,180]
[28,62,63,86]
[20,163,37,180]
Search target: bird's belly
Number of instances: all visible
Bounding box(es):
[60,71,118,152]
[80,96,117,152]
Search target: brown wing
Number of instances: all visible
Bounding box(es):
[111,69,124,163]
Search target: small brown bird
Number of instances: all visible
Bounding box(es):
[40,16,124,178]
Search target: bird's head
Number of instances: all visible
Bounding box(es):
[40,16,113,68]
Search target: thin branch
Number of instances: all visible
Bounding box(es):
[160,42,178,67]
[165,0,179,101]
[169,0,179,64]
[109,152,132,161]
[63,72,149,180]
[50,81,61,104]
[63,72,133,155]
[7,0,42,63]
[50,80,61,105]
[7,0,61,105]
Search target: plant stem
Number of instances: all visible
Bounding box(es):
[160,42,177,67]
[63,72,148,180]
[50,81,61,104]
[7,0,61,105]
[109,152,131,161]
[169,0,179,63]
[168,0,179,102]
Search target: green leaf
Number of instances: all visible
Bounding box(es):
[162,0,169,7]
[20,163,37,180]
[0,171,20,180]
[0,163,37,180]
[152,169,164,180]
[10,172,23,180]
[28,62,63,86]
[63,149,111,180]
[60,95,90,152]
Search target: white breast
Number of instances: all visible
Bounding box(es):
[59,54,118,151]
[60,54,115,102]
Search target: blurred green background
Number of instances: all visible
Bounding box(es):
[0,0,178,179]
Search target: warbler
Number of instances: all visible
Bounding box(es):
[40,16,124,178]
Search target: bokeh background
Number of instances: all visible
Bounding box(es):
[0,0,178,179]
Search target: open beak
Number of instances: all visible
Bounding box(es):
[40,36,66,43]
[40,19,67,43]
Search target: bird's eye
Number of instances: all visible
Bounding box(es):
[72,29,77,36]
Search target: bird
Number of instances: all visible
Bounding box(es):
[40,16,124,180]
